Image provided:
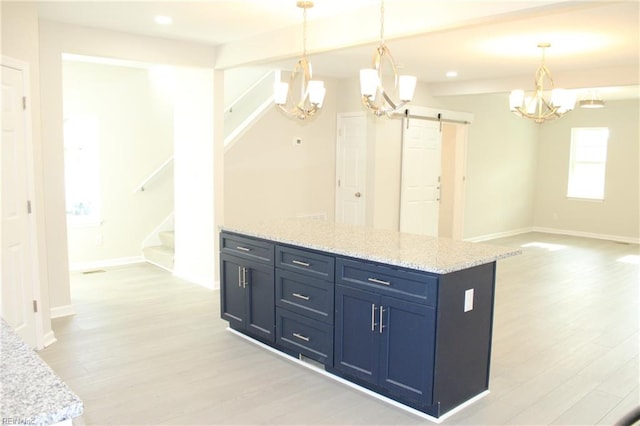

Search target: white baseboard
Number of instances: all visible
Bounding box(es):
[466,227,639,244]
[50,304,75,319]
[465,228,533,242]
[532,227,640,244]
[42,330,57,348]
[69,256,145,272]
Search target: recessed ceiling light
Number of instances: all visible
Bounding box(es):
[446,71,458,78]
[154,15,173,25]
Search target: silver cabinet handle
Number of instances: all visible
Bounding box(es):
[371,304,377,331]
[292,260,311,267]
[379,306,386,334]
[292,293,310,301]
[368,277,391,286]
[236,246,251,252]
[355,192,361,198]
[242,267,247,289]
[293,333,310,342]
[238,266,242,288]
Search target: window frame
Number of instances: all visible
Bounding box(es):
[566,127,609,201]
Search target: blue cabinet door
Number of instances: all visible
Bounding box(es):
[244,260,275,342]
[220,253,246,328]
[220,253,275,342]
[379,296,435,404]
[334,284,379,385]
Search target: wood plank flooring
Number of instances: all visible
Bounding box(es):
[39,232,639,425]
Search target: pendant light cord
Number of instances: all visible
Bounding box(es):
[380,0,385,44]
[302,5,308,59]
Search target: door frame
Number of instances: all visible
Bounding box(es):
[399,106,473,240]
[335,112,368,226]
[1,56,44,349]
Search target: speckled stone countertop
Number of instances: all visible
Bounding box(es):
[1,319,83,425]
[221,219,521,274]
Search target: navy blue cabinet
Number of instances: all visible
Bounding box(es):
[219,230,498,418]
[274,245,335,365]
[335,283,435,404]
[220,233,275,343]
[220,253,275,342]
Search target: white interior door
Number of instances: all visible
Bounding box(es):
[335,113,367,226]
[400,118,442,236]
[1,60,38,347]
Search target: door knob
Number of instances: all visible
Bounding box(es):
[355,192,361,198]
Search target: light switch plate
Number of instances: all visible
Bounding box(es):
[464,288,474,312]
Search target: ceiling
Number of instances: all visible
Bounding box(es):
[36,1,639,100]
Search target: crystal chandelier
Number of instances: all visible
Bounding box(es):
[360,0,417,118]
[509,43,576,124]
[274,1,325,120]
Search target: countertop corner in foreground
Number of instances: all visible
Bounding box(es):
[220,218,521,274]
[1,319,84,425]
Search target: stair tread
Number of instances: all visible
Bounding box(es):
[144,245,173,254]
[158,230,175,250]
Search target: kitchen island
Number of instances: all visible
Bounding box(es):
[219,219,520,420]
[1,319,83,425]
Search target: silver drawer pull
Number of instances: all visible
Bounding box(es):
[368,277,391,286]
[292,293,310,301]
[293,333,310,342]
[236,246,251,252]
[292,260,311,267]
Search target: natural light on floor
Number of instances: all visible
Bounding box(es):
[521,242,567,252]
[616,255,640,265]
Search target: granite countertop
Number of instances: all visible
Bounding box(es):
[1,319,83,425]
[221,218,521,274]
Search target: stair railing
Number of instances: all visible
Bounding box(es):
[133,155,174,193]
[224,71,276,149]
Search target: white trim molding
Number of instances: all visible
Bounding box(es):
[42,331,57,349]
[466,227,639,245]
[465,228,533,242]
[532,227,640,245]
[69,255,145,272]
[50,305,76,319]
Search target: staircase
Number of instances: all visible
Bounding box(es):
[143,230,174,271]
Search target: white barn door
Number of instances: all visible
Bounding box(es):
[335,113,367,226]
[400,119,442,236]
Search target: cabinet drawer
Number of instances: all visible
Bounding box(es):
[221,232,274,265]
[276,308,333,365]
[276,245,334,281]
[276,269,333,324]
[336,258,437,307]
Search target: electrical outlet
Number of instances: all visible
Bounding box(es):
[464,288,474,312]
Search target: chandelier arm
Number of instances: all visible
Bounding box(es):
[360,0,416,118]
[509,43,574,124]
[274,1,325,120]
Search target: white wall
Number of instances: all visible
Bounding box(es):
[224,94,337,224]
[63,60,174,268]
[224,66,273,108]
[223,73,344,226]
[534,99,640,242]
[38,20,218,313]
[173,68,216,288]
[437,93,539,240]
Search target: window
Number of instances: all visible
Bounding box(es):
[567,127,609,200]
[64,115,101,225]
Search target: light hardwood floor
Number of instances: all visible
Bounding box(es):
[39,232,639,425]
